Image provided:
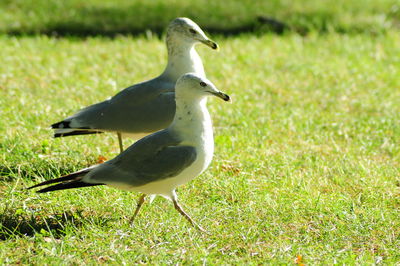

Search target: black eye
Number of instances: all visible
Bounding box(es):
[189,29,197,34]
[200,81,207,87]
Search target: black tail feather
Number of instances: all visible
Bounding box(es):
[54,130,103,138]
[51,120,71,129]
[27,169,91,190]
[37,181,104,193]
[28,167,104,193]
[51,120,104,138]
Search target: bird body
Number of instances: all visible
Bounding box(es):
[30,73,230,231]
[52,18,218,152]
[118,97,215,197]
[54,78,176,138]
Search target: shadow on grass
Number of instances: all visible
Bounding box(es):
[38,16,288,37]
[5,0,289,37]
[0,210,81,240]
[0,208,116,240]
[2,0,398,37]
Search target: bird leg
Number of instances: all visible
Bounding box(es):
[130,194,146,223]
[172,198,206,232]
[117,132,124,153]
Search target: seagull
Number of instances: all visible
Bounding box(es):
[29,73,230,232]
[51,17,218,153]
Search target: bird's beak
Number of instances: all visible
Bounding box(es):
[208,91,230,102]
[200,39,219,50]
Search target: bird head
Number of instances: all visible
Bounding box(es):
[166,18,218,50]
[175,73,230,102]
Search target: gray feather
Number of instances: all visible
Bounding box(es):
[60,77,176,134]
[86,130,197,186]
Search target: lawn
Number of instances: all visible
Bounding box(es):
[0,31,399,263]
[1,0,400,262]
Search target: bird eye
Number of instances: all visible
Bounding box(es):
[199,82,207,87]
[189,29,197,34]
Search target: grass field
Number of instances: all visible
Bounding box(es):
[1,32,399,263]
[1,0,400,263]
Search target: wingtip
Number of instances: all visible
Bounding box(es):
[26,184,47,191]
[51,121,70,129]
[36,187,52,193]
[34,181,104,193]
[53,130,104,138]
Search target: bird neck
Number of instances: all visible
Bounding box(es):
[170,97,212,142]
[161,40,205,81]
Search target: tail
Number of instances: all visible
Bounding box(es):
[27,167,104,193]
[51,120,103,138]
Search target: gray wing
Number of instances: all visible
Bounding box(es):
[85,130,197,186]
[65,77,176,133]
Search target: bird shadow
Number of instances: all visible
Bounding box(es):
[0,210,81,240]
[0,208,118,240]
[1,164,118,240]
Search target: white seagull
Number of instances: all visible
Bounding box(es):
[52,17,218,152]
[30,73,230,231]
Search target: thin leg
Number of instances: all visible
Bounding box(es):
[172,198,206,232]
[117,132,124,153]
[130,194,146,223]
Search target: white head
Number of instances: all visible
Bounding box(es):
[166,18,218,50]
[175,73,230,102]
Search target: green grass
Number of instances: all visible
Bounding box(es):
[1,31,400,263]
[0,0,399,35]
